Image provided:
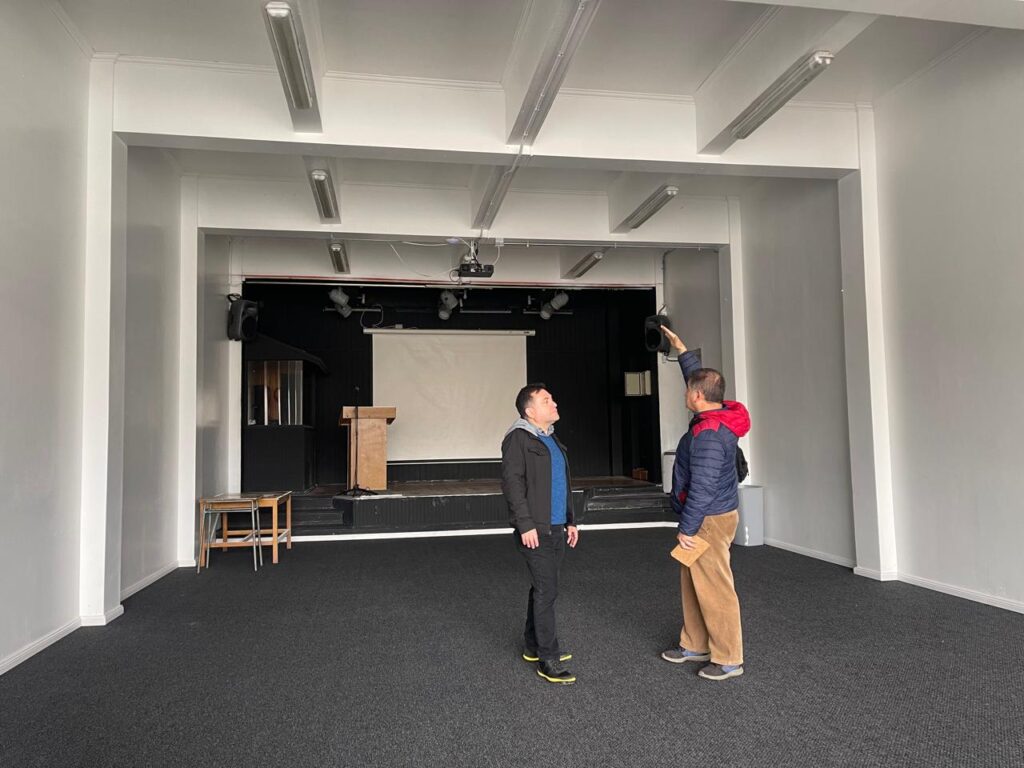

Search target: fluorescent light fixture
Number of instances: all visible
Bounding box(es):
[472,159,524,230]
[309,169,339,220]
[730,51,833,140]
[563,249,604,279]
[263,2,320,129]
[328,241,349,273]
[509,0,603,145]
[539,291,570,320]
[620,185,679,230]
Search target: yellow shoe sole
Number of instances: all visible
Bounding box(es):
[522,652,573,663]
[536,668,576,685]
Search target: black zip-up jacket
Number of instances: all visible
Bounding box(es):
[500,424,575,535]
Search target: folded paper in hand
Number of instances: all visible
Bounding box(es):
[670,537,710,567]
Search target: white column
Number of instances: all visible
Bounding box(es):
[719,197,754,481]
[227,238,243,493]
[838,105,898,580]
[176,175,200,565]
[80,55,127,624]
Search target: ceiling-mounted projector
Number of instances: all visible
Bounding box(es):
[457,262,494,278]
[456,240,494,278]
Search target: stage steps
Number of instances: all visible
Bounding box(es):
[285,481,674,535]
[579,486,674,525]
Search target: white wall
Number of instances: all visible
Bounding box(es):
[874,30,1024,609]
[664,248,724,371]
[196,235,237,502]
[119,148,182,597]
[0,2,89,671]
[740,178,856,565]
[658,248,724,485]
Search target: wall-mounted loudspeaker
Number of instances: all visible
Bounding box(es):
[644,314,672,354]
[227,297,258,341]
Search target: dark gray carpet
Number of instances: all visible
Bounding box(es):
[2,529,1022,768]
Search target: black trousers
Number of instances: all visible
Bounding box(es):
[517,525,566,661]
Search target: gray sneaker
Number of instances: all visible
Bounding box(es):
[661,647,711,663]
[698,663,744,680]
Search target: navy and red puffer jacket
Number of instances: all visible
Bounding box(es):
[670,351,752,536]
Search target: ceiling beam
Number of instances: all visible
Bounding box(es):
[501,0,603,147]
[695,7,876,154]
[717,0,1024,31]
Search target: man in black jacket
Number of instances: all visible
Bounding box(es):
[501,383,579,685]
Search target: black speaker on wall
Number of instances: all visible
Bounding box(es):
[644,314,672,354]
[227,297,258,341]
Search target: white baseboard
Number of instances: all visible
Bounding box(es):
[120,561,180,601]
[764,538,856,568]
[80,604,124,626]
[178,559,196,568]
[853,566,899,581]
[292,521,677,543]
[579,522,677,531]
[0,617,82,677]
[898,572,1024,615]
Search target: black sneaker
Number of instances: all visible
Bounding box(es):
[537,660,576,685]
[523,650,573,663]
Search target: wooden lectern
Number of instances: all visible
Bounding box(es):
[338,406,397,491]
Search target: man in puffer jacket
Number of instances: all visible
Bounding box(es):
[658,325,751,681]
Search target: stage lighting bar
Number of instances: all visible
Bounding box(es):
[508,0,603,146]
[619,185,679,230]
[328,241,349,273]
[309,169,339,220]
[328,287,352,318]
[563,249,604,279]
[262,2,320,129]
[539,291,569,320]
[730,51,833,140]
[437,290,459,321]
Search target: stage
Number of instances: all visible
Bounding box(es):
[287,477,673,535]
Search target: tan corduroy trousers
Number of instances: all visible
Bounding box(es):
[678,510,743,666]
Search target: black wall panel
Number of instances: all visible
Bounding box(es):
[242,283,661,489]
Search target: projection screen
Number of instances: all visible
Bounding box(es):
[371,330,529,462]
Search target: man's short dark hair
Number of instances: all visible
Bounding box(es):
[688,368,726,404]
[516,383,548,418]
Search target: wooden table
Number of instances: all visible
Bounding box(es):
[200,491,293,565]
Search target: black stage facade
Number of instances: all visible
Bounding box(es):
[285,477,673,535]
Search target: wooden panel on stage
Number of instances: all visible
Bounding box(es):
[339,406,397,491]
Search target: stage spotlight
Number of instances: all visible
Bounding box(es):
[539,291,569,320]
[438,289,459,320]
[328,287,353,318]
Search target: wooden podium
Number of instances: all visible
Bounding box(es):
[339,406,397,491]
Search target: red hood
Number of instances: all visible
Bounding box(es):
[692,400,750,439]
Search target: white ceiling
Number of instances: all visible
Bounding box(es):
[59,0,275,66]
[163,148,764,199]
[799,15,978,102]
[563,0,766,94]
[319,0,527,82]
[75,0,987,218]
[169,149,306,178]
[59,0,979,102]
